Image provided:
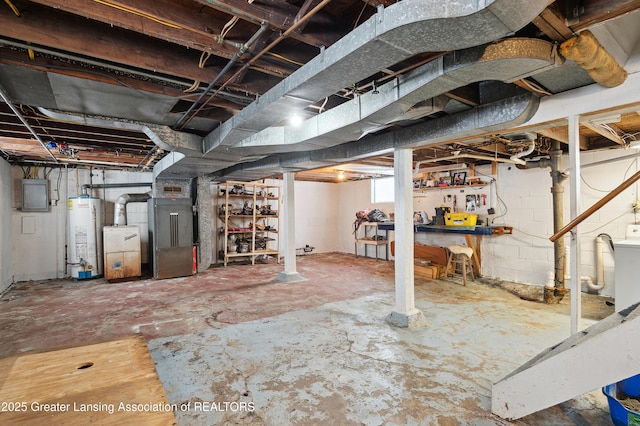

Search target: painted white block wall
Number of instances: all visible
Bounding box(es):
[10,167,153,282]
[294,180,339,253]
[474,149,638,298]
[6,146,638,294]
[11,166,67,282]
[0,158,13,292]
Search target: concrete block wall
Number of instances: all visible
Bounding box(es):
[4,146,637,294]
[480,162,559,287]
[10,166,67,281]
[333,149,638,298]
[9,167,153,282]
[294,181,339,254]
[479,149,638,297]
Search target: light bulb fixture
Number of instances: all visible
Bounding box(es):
[289,114,303,127]
[337,170,345,180]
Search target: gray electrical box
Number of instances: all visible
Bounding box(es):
[21,179,49,212]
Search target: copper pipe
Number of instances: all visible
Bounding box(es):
[550,169,640,242]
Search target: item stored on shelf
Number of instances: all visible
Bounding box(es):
[445,212,478,226]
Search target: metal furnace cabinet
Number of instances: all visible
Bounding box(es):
[103,225,141,280]
[148,198,194,279]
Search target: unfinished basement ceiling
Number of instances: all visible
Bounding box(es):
[0,0,640,182]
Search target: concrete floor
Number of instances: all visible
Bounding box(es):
[0,252,616,425]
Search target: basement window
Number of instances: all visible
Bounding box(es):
[371,177,394,203]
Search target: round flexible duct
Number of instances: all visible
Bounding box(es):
[559,30,628,88]
[114,193,151,226]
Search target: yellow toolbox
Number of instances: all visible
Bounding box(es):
[445,212,478,226]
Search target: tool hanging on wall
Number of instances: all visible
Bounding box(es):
[481,194,487,205]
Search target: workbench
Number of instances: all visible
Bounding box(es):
[376,223,512,276]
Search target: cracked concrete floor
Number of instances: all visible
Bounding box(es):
[149,259,613,425]
[0,253,615,425]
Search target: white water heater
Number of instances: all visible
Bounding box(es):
[68,196,103,279]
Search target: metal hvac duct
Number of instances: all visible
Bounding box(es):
[113,192,151,226]
[227,38,561,157]
[212,93,540,181]
[203,0,549,154]
[40,0,553,181]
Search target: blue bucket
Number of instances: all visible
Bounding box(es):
[603,374,640,426]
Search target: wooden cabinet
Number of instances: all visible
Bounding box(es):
[103,225,141,280]
[217,181,280,266]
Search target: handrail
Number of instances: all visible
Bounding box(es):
[550,169,640,242]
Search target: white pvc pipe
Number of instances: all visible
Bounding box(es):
[589,236,606,292]
[510,139,536,162]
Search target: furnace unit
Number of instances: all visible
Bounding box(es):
[148,198,193,279]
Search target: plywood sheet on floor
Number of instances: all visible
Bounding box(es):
[0,335,175,425]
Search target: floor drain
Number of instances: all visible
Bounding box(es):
[77,362,94,370]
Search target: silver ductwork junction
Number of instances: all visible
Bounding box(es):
[38,0,554,181]
[212,93,540,181]
[203,0,549,155]
[156,35,562,179]
[154,36,562,179]
[226,38,561,157]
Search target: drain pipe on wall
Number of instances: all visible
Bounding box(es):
[523,140,568,303]
[548,141,568,303]
[587,233,614,293]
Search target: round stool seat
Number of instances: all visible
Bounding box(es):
[446,245,475,286]
[448,245,473,258]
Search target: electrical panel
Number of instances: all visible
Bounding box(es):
[21,179,49,212]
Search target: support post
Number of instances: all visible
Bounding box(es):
[568,115,582,333]
[276,172,305,282]
[196,176,212,272]
[386,148,426,328]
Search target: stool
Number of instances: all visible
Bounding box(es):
[446,245,475,286]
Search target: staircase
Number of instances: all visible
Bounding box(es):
[492,302,640,419]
